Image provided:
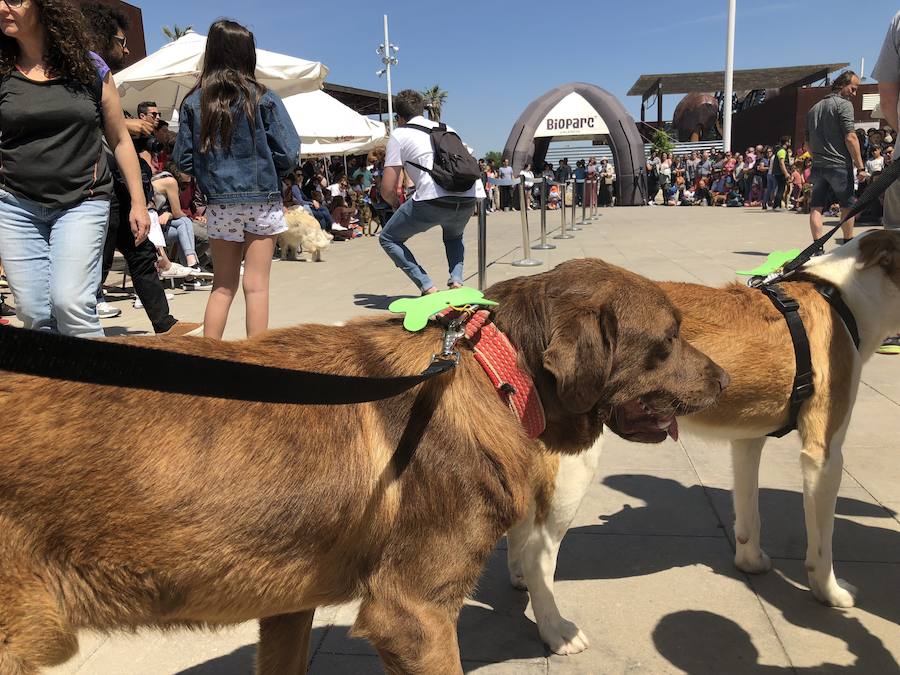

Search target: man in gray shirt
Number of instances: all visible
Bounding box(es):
[873,10,900,355]
[806,71,867,243]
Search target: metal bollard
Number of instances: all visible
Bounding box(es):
[569,179,582,231]
[553,181,574,240]
[477,198,487,290]
[512,174,542,267]
[532,177,555,250]
[590,177,599,220]
[579,180,587,226]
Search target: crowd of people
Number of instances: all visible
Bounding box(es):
[644,130,892,215]
[479,156,618,212]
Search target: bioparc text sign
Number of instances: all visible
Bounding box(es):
[534,92,611,139]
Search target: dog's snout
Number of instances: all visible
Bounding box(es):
[713,365,730,392]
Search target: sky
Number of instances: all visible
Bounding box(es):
[137,0,896,155]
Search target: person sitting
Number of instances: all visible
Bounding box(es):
[692,179,712,206]
[151,174,210,276]
[329,196,356,240]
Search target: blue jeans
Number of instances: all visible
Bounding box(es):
[163,215,197,263]
[379,197,472,292]
[0,189,110,337]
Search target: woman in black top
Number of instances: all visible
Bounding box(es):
[0,0,148,337]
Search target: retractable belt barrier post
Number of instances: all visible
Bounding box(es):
[554,181,574,240]
[569,179,582,231]
[531,177,555,250]
[578,178,587,226]
[512,174,542,267]
[589,176,599,220]
[477,198,487,290]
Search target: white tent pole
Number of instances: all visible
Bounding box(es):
[343,154,348,176]
[722,0,736,152]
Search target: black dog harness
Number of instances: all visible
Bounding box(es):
[758,281,860,438]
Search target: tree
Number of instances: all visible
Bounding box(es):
[650,129,675,156]
[484,150,502,167]
[162,24,193,42]
[421,85,448,122]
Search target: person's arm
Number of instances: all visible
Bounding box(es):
[172,102,194,177]
[844,132,866,174]
[779,152,788,177]
[292,184,310,206]
[879,81,900,133]
[873,13,900,132]
[100,73,150,243]
[125,118,155,139]
[380,166,401,208]
[260,93,301,178]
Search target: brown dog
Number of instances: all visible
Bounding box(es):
[0,259,726,675]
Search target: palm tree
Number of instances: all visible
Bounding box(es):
[421,85,448,122]
[162,24,193,42]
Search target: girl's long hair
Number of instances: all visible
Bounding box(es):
[0,0,98,88]
[191,19,266,155]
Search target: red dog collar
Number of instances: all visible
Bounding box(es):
[443,309,546,438]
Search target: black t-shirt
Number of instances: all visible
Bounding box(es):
[0,65,112,209]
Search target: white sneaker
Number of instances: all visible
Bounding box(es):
[134,292,174,310]
[159,262,194,279]
[96,301,121,319]
[186,266,214,280]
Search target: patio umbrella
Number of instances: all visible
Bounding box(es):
[114,31,328,121]
[283,89,387,157]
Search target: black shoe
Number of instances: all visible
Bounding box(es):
[761,204,768,211]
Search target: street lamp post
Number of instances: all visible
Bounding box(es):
[376,15,399,131]
[722,0,736,152]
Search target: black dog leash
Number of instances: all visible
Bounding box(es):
[0,323,457,404]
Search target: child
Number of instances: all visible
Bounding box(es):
[547,183,561,210]
[174,19,300,339]
[790,160,804,210]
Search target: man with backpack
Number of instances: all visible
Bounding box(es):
[379,90,484,294]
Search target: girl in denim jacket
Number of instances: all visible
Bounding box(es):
[174,19,300,339]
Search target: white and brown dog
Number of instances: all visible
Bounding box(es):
[278,206,333,262]
[508,230,900,655]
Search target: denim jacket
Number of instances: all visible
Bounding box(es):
[173,88,300,205]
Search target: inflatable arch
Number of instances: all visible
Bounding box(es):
[502,82,647,206]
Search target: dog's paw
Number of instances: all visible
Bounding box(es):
[539,618,589,655]
[811,576,857,608]
[735,547,772,574]
[508,570,527,591]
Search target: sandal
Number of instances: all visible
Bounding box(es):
[447,281,463,290]
[877,335,900,355]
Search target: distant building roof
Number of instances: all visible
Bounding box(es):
[627,63,850,98]
[323,83,389,116]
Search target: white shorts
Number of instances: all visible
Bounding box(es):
[206,201,288,243]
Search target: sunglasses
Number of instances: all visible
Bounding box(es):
[1,0,25,7]
[113,35,128,49]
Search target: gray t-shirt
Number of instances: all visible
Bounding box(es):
[872,11,900,83]
[499,166,513,181]
[806,93,855,168]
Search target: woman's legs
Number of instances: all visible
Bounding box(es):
[48,198,110,337]
[170,216,199,266]
[242,232,276,338]
[203,238,243,339]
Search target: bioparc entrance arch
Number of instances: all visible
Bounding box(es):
[502,82,647,206]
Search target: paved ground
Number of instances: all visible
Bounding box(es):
[39,204,900,674]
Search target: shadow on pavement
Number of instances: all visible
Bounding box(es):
[733,250,771,256]
[353,293,410,310]
[653,609,891,674]
[557,474,900,672]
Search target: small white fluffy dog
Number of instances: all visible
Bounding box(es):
[278,206,333,262]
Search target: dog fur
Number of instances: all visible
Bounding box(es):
[510,230,900,656]
[277,206,333,262]
[0,259,726,675]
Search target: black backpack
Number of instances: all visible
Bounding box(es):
[402,123,481,193]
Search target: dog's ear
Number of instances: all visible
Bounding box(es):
[859,231,900,277]
[542,302,614,415]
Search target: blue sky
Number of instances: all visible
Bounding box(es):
[138,0,896,155]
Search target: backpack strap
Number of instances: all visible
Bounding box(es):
[401,123,434,135]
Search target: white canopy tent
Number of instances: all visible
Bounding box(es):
[113,31,329,121]
[283,89,387,157]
